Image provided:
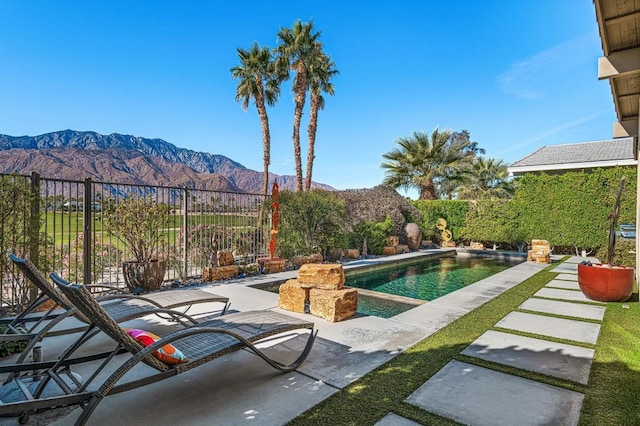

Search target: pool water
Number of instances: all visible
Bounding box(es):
[255,255,523,318]
[346,256,522,302]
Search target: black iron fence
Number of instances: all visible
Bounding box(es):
[0,172,270,311]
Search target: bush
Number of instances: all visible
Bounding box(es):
[334,185,422,236]
[276,190,347,259]
[348,216,394,255]
[413,199,469,242]
[595,239,636,268]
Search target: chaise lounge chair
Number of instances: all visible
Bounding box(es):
[0,272,316,425]
[4,254,230,368]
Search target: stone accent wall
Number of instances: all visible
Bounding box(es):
[278,280,307,313]
[297,264,345,290]
[310,288,358,322]
[278,263,357,322]
[202,265,239,281]
[217,251,235,267]
[342,249,360,259]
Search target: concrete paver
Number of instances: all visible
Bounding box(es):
[545,279,580,290]
[518,298,606,321]
[375,413,420,425]
[534,287,604,304]
[556,273,578,281]
[551,263,578,274]
[496,311,601,344]
[405,360,583,426]
[461,330,595,384]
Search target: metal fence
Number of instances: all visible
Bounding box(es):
[0,172,270,310]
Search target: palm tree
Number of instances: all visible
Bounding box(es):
[275,20,322,192]
[230,42,280,197]
[457,157,514,200]
[305,52,337,191]
[381,128,475,200]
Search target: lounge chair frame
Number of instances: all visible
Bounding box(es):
[0,273,316,425]
[3,254,229,371]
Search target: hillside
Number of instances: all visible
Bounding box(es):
[0,130,334,193]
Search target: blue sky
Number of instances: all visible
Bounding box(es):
[0,1,615,195]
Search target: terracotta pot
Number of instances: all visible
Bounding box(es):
[122,259,167,292]
[577,263,634,302]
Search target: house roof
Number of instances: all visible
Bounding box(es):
[594,0,640,139]
[507,137,636,175]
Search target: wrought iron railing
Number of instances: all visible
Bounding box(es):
[0,172,269,310]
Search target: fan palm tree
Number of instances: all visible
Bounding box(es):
[305,52,338,191]
[275,20,322,192]
[457,157,514,200]
[381,128,475,200]
[231,42,281,197]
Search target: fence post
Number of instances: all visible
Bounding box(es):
[83,178,92,284]
[28,172,41,302]
[182,188,188,279]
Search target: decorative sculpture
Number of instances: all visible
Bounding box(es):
[269,182,279,259]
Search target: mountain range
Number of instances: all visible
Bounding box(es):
[0,130,334,193]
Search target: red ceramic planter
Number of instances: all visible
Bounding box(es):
[577,263,634,302]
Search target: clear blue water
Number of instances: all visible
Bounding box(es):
[256,255,523,318]
[346,256,522,302]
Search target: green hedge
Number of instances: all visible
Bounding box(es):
[509,167,636,250]
[458,167,636,252]
[412,199,470,242]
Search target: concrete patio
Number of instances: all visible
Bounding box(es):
[0,251,605,425]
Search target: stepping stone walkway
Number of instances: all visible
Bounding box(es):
[379,260,606,425]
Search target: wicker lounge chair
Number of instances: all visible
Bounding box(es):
[0,272,316,425]
[4,254,229,368]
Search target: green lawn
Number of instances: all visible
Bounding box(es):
[289,262,640,425]
[41,211,257,245]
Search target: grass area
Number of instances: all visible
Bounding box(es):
[41,211,257,244]
[579,290,640,425]
[289,263,640,425]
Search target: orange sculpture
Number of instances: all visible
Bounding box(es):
[268,182,279,259]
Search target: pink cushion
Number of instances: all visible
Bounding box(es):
[125,329,188,365]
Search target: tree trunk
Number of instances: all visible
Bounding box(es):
[292,65,307,192]
[305,93,320,191]
[419,179,438,200]
[255,81,271,227]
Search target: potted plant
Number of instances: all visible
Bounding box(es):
[577,177,634,302]
[104,195,169,293]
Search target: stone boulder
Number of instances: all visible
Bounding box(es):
[297,264,345,290]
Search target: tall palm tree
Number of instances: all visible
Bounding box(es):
[381,128,475,199]
[275,20,322,192]
[457,157,514,200]
[230,42,280,197]
[305,52,337,191]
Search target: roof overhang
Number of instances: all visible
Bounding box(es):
[508,158,638,176]
[594,0,640,147]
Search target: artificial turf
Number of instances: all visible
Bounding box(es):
[288,262,640,425]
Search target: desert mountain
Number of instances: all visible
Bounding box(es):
[0,130,333,193]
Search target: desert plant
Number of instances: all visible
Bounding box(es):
[277,190,346,258]
[348,216,393,255]
[103,196,169,263]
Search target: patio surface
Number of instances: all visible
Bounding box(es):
[0,251,605,425]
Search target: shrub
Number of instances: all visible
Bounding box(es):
[103,196,170,263]
[276,190,347,259]
[348,216,394,255]
[334,185,422,236]
[595,239,636,268]
[413,199,469,242]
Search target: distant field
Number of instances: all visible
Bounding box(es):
[42,212,259,245]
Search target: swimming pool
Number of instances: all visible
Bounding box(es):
[255,253,524,318]
[346,255,523,302]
